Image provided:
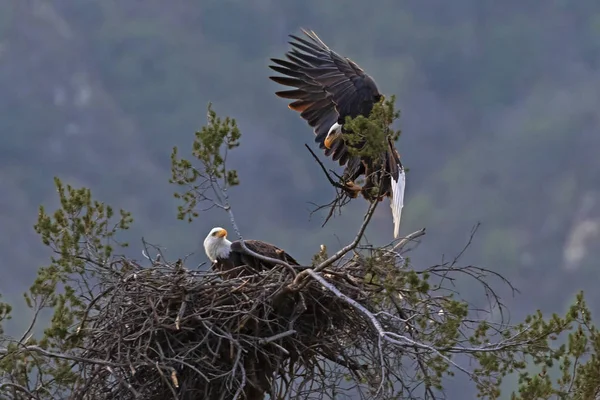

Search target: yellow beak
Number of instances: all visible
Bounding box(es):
[217,229,227,238]
[324,131,342,149]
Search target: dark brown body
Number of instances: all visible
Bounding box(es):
[213,239,300,280]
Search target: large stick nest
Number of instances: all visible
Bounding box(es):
[73,253,398,400]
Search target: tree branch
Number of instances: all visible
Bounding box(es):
[302,267,552,391]
[0,382,40,400]
[0,345,124,368]
[392,228,426,252]
[288,200,379,290]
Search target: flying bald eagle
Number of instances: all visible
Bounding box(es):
[269,29,406,238]
[203,227,300,279]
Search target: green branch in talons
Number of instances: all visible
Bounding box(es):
[343,95,401,161]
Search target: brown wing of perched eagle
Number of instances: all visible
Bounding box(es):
[268,29,406,238]
[203,227,300,279]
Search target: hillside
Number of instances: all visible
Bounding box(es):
[2,3,600,394]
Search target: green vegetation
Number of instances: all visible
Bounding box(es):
[2,2,600,398]
[343,96,401,159]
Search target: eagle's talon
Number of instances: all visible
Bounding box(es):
[343,181,362,198]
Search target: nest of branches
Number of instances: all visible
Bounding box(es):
[73,250,404,400]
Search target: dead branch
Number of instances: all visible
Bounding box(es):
[304,144,360,227]
[288,200,379,291]
[392,228,426,252]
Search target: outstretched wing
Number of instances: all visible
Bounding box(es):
[230,239,300,270]
[269,29,381,166]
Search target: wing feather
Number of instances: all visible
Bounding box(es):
[231,240,300,268]
[275,89,317,100]
[289,50,329,67]
[269,65,304,78]
[270,76,313,89]
[301,28,330,48]
[288,40,323,57]
[302,67,339,75]
[270,58,302,70]
[315,73,348,87]
[288,100,313,112]
[288,34,325,52]
[285,53,313,68]
[301,101,332,124]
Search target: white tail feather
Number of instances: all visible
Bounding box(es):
[390,167,406,239]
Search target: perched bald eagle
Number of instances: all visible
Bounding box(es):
[203,227,300,279]
[269,29,405,238]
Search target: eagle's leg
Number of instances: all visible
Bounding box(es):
[360,181,389,202]
[360,158,393,202]
[364,187,388,202]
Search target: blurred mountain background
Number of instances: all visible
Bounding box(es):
[2,0,600,396]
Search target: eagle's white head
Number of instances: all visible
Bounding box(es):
[203,227,232,262]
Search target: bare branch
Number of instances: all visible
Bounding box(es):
[258,330,297,344]
[288,200,379,290]
[0,345,124,368]
[0,382,40,400]
[392,228,427,252]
